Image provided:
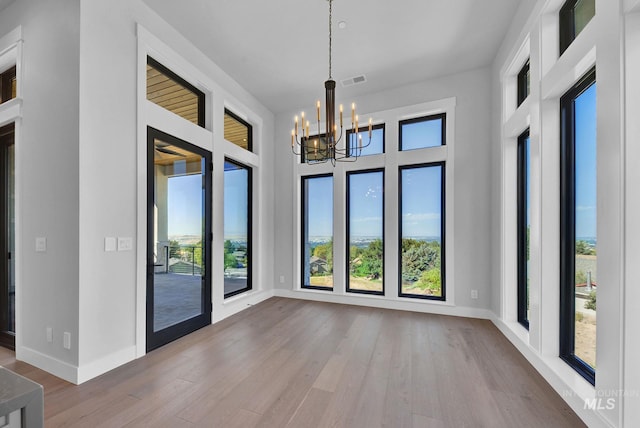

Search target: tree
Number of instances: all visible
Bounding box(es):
[576,240,595,256]
[352,239,383,280]
[584,291,596,310]
[401,239,441,282]
[313,239,333,273]
[416,268,441,295]
[575,270,587,285]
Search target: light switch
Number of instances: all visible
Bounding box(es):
[35,237,47,252]
[118,237,133,251]
[105,237,116,252]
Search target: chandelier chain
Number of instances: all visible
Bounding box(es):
[328,0,332,79]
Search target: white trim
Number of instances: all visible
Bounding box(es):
[76,346,137,385]
[17,346,79,385]
[491,316,614,428]
[275,289,491,320]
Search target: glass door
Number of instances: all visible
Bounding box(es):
[0,123,15,350]
[147,127,211,352]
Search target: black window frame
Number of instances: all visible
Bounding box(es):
[517,60,530,107]
[301,173,334,291]
[559,0,595,56]
[223,158,253,299]
[224,108,254,152]
[399,113,446,151]
[346,168,385,296]
[517,129,530,329]
[0,66,16,104]
[559,67,596,385]
[146,56,206,128]
[345,123,386,157]
[398,162,446,301]
[0,123,15,350]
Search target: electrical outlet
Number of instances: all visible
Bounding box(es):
[46,327,53,343]
[63,332,71,349]
[35,237,47,252]
[117,237,133,251]
[279,275,285,284]
[471,290,479,299]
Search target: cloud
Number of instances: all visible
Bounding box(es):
[402,212,440,221]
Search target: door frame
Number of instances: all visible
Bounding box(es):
[146,126,212,352]
[0,122,14,350]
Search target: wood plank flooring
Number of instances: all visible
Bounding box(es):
[0,297,585,427]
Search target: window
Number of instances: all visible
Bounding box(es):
[560,67,596,384]
[224,109,253,151]
[0,66,16,104]
[517,129,530,328]
[346,124,385,157]
[301,174,333,290]
[301,133,328,164]
[517,60,530,107]
[399,163,445,300]
[224,159,252,298]
[146,57,205,127]
[559,0,595,55]
[347,169,384,295]
[399,113,445,151]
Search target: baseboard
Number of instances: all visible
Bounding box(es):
[16,345,79,384]
[216,289,275,322]
[489,315,614,428]
[273,288,493,319]
[76,346,137,385]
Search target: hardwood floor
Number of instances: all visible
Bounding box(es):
[0,297,585,427]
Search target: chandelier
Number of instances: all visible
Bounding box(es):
[291,0,372,165]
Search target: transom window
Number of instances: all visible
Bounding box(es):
[146,57,205,127]
[399,113,445,151]
[559,0,595,55]
[517,60,530,107]
[0,66,16,104]
[224,109,253,152]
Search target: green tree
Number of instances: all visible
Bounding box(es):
[584,291,596,310]
[416,268,441,295]
[576,240,595,255]
[575,270,587,285]
[401,239,441,283]
[224,240,236,269]
[352,239,383,279]
[313,239,333,274]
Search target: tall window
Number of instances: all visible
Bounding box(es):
[517,60,530,107]
[399,114,445,151]
[224,109,253,151]
[301,175,333,290]
[146,57,205,127]
[517,129,530,328]
[399,163,445,300]
[347,169,384,295]
[560,68,596,384]
[0,66,16,104]
[224,160,252,298]
[559,0,595,55]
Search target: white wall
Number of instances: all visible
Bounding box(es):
[0,0,81,376]
[0,0,275,384]
[274,67,495,317]
[491,0,632,426]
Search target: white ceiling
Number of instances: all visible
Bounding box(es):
[148,0,523,114]
[0,0,14,14]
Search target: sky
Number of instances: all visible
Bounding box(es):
[575,82,597,239]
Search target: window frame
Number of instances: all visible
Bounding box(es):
[0,65,16,104]
[301,173,334,291]
[223,158,253,299]
[559,0,595,56]
[399,113,446,151]
[398,161,446,301]
[517,129,530,329]
[224,108,253,152]
[146,56,205,128]
[559,67,596,385]
[345,123,386,157]
[345,168,385,296]
[517,60,530,107]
